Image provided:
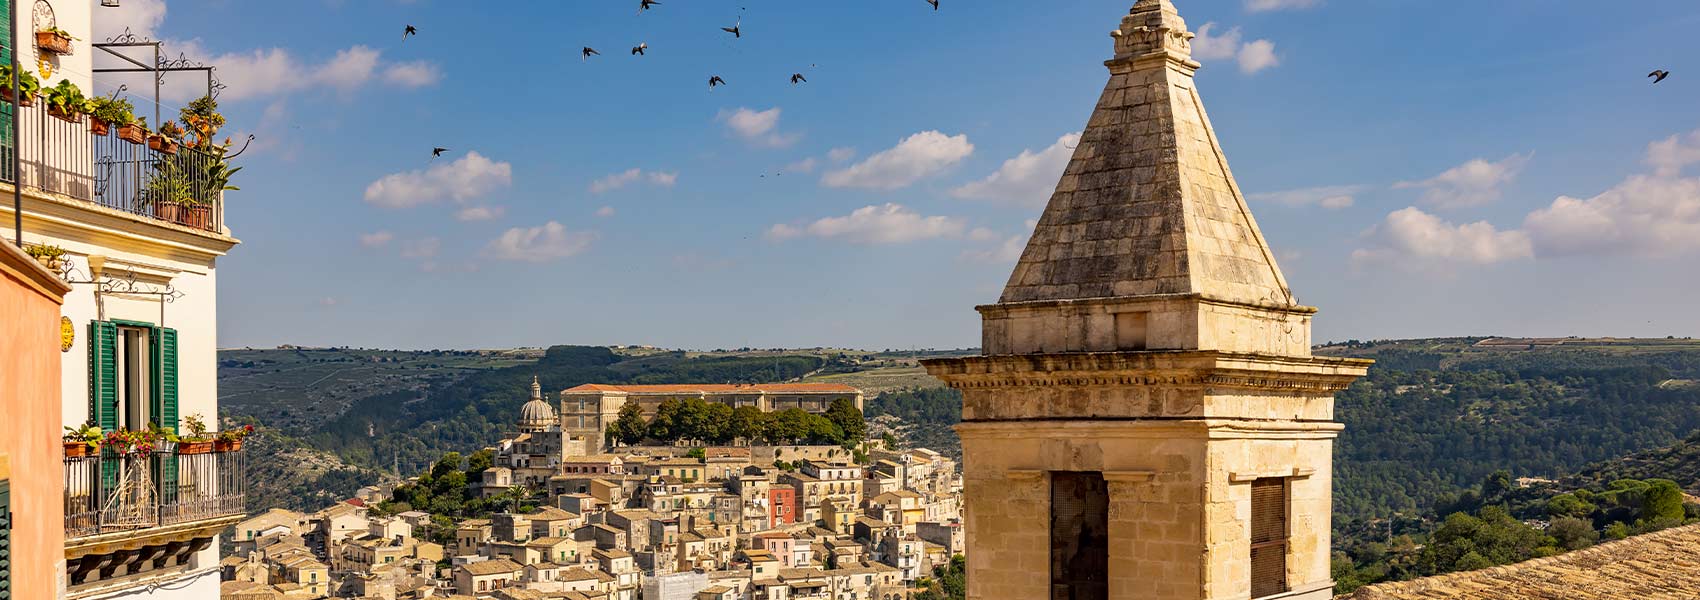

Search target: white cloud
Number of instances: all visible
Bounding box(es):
[1352,207,1533,266]
[595,206,617,218]
[951,132,1080,207]
[483,222,597,262]
[962,219,1039,263]
[1237,40,1280,74]
[822,131,974,190]
[319,297,338,307]
[1192,23,1279,74]
[590,168,676,194]
[383,61,442,88]
[364,151,513,209]
[399,237,442,259]
[1396,153,1531,209]
[316,46,382,90]
[94,0,167,41]
[1247,184,1368,209]
[719,107,800,148]
[358,231,394,248]
[827,147,857,163]
[1524,131,1700,257]
[1246,0,1322,12]
[455,205,505,222]
[968,227,999,242]
[768,203,967,245]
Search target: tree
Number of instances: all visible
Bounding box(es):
[728,406,769,443]
[465,448,494,477]
[649,398,684,440]
[613,402,647,446]
[1640,479,1685,524]
[430,452,463,479]
[1547,517,1598,551]
[770,408,813,444]
[825,398,867,446]
[704,403,735,444]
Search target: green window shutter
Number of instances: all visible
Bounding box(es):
[0,479,10,600]
[0,0,13,160]
[153,328,179,499]
[88,322,118,432]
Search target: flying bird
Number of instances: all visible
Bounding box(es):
[722,18,741,39]
[790,73,806,85]
[632,43,648,56]
[638,0,660,13]
[924,0,938,10]
[402,25,417,40]
[582,47,601,61]
[1649,70,1670,84]
[709,75,726,90]
[431,147,448,159]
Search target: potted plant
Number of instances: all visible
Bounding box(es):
[149,120,182,155]
[215,424,254,452]
[144,156,192,223]
[23,243,67,271]
[118,115,148,145]
[44,79,87,123]
[180,95,225,150]
[103,428,160,459]
[88,96,136,137]
[36,26,75,55]
[176,413,214,454]
[63,423,102,457]
[0,65,41,107]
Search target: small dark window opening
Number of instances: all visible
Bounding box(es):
[1250,478,1290,598]
[1051,471,1108,600]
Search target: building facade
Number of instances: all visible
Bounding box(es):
[923,2,1370,599]
[0,2,247,597]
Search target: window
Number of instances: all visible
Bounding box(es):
[1050,472,1108,600]
[1250,478,1290,598]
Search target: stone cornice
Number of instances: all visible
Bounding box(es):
[65,513,244,557]
[1,184,239,261]
[975,292,1320,317]
[922,350,1370,393]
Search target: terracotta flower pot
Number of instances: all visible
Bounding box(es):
[215,439,244,452]
[48,105,81,123]
[180,205,212,230]
[153,200,183,223]
[89,116,110,136]
[65,442,92,457]
[177,440,214,455]
[36,31,73,55]
[117,124,145,144]
[147,135,179,155]
[2,88,34,107]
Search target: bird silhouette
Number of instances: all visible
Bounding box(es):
[1650,70,1670,84]
[790,73,807,85]
[925,0,938,10]
[431,147,448,159]
[582,47,601,61]
[638,0,660,13]
[632,43,648,56]
[709,75,726,90]
[402,25,417,40]
[722,18,741,39]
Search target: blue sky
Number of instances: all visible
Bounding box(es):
[100,0,1700,350]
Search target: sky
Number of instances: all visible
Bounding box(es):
[93,0,1700,350]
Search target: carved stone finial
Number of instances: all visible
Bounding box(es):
[1112,0,1196,69]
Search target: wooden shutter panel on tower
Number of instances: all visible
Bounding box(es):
[1250,478,1289,598]
[153,327,180,497]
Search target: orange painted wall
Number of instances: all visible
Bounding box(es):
[0,257,69,599]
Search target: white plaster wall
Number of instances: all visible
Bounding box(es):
[16,0,95,91]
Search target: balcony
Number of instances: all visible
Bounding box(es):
[63,447,246,590]
[0,100,226,233]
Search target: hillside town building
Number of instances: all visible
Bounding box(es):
[560,384,864,455]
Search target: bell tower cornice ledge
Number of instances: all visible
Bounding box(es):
[925,351,1370,394]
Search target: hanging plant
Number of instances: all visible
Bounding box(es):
[63,422,103,457]
[149,121,184,155]
[23,242,67,271]
[0,65,41,107]
[44,79,88,123]
[36,27,76,55]
[88,96,136,137]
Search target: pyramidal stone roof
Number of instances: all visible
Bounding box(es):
[1001,0,1294,308]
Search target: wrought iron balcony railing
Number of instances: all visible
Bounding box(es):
[64,447,246,539]
[0,100,225,233]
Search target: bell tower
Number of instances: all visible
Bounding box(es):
[922,2,1370,599]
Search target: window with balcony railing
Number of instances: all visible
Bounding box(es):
[0,100,226,233]
[64,447,245,539]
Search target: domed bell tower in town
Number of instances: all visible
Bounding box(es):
[922,2,1370,599]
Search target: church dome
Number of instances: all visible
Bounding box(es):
[518,375,556,431]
